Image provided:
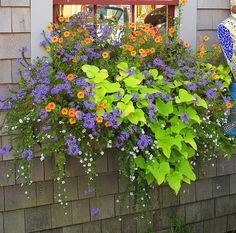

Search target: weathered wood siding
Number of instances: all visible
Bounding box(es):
[197,0,230,45]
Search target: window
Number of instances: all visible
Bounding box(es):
[53,0,178,27]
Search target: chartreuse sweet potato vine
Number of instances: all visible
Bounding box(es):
[0,9,235,211]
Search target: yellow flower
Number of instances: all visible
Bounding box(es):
[64,31,70,38]
[181,0,188,6]
[102,52,109,59]
[77,91,85,99]
[58,16,65,23]
[69,118,76,125]
[203,35,210,42]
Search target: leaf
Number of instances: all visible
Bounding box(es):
[124,76,143,88]
[176,89,195,103]
[117,101,135,117]
[187,107,201,124]
[166,171,183,194]
[184,131,197,150]
[156,99,173,117]
[117,62,129,71]
[150,161,170,185]
[122,94,132,104]
[128,109,146,124]
[158,137,172,158]
[135,156,146,169]
[149,69,158,79]
[102,80,120,93]
[95,86,107,102]
[93,70,109,83]
[195,95,208,109]
[170,117,187,134]
[177,160,196,181]
[82,65,99,78]
[146,173,155,185]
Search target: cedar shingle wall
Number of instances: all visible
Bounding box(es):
[197,0,230,45]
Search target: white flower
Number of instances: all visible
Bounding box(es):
[19,119,23,124]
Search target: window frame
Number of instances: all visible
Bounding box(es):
[53,0,178,23]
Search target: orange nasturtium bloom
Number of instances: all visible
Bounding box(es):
[58,16,65,23]
[184,42,191,48]
[168,27,176,37]
[181,0,188,6]
[47,24,53,32]
[68,108,76,118]
[77,91,85,99]
[131,51,137,57]
[48,102,56,110]
[45,105,52,112]
[203,35,210,42]
[58,37,64,44]
[64,31,70,38]
[69,118,76,125]
[61,108,68,116]
[102,52,110,59]
[45,46,51,52]
[96,116,104,123]
[67,74,75,81]
[51,36,59,43]
[226,103,233,109]
[105,121,111,127]
[155,36,163,44]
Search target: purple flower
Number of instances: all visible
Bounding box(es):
[66,134,82,156]
[83,113,96,129]
[127,68,136,76]
[206,89,217,99]
[180,112,190,124]
[84,100,95,109]
[109,117,121,129]
[185,83,197,91]
[137,135,153,151]
[91,208,102,217]
[39,109,48,120]
[84,187,95,195]
[0,144,11,156]
[20,149,33,161]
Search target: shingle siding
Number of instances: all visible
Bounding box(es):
[197,0,231,44]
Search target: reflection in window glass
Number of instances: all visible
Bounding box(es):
[96,5,131,25]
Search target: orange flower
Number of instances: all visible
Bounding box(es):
[47,24,53,32]
[72,31,77,37]
[184,42,191,48]
[139,48,145,54]
[58,37,64,44]
[127,45,134,51]
[102,52,109,59]
[105,121,111,127]
[181,0,188,6]
[45,46,51,52]
[83,37,93,44]
[51,36,59,43]
[45,106,51,112]
[150,48,156,54]
[199,43,206,51]
[211,72,217,80]
[77,27,83,33]
[97,103,107,110]
[131,51,137,57]
[67,74,75,81]
[199,50,205,57]
[96,116,104,123]
[61,108,68,116]
[226,103,233,109]
[64,31,70,38]
[72,57,78,63]
[48,102,56,110]
[77,91,85,99]
[203,35,210,42]
[68,108,76,118]
[140,39,145,44]
[69,118,76,125]
[155,36,163,44]
[169,27,176,34]
[140,51,147,58]
[128,22,136,28]
[58,16,65,23]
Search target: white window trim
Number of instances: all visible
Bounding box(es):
[31,0,197,59]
